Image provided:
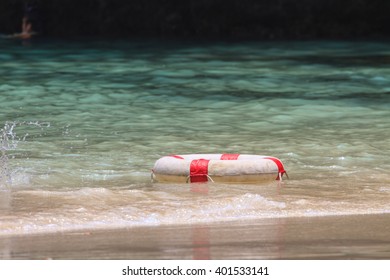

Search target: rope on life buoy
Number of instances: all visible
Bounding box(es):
[186,174,214,183]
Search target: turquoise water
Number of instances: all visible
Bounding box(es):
[0,39,390,236]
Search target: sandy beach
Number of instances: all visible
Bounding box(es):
[1,213,390,260]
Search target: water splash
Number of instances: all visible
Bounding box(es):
[0,123,14,188]
[0,121,50,189]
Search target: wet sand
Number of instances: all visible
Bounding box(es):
[1,213,390,260]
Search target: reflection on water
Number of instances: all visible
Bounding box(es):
[192,226,210,260]
[0,39,389,237]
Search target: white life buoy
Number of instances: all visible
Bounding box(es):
[151,154,287,183]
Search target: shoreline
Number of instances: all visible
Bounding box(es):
[1,213,390,259]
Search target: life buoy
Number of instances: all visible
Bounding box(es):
[151,154,287,183]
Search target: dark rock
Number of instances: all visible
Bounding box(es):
[0,0,389,39]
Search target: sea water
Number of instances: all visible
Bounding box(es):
[0,38,389,236]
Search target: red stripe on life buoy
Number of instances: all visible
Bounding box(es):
[170,155,184,159]
[190,159,210,183]
[221,154,240,160]
[264,157,286,180]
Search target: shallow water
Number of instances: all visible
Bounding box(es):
[4,214,390,260]
[0,38,390,239]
